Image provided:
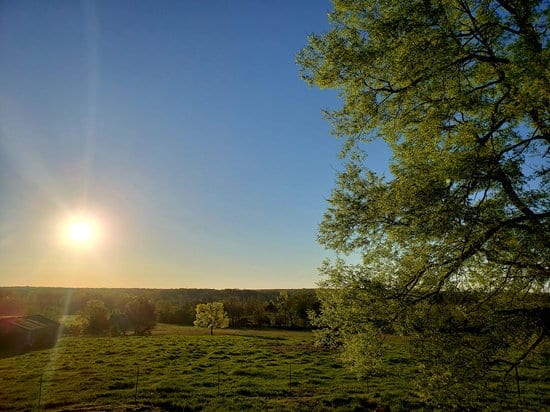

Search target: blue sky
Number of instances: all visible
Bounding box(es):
[0,1,387,289]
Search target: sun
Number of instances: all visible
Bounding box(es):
[59,211,104,250]
[69,221,94,242]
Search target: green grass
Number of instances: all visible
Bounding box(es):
[0,325,548,411]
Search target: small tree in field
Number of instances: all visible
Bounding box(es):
[79,299,110,335]
[193,302,229,335]
[125,296,157,336]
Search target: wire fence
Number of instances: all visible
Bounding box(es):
[32,360,303,410]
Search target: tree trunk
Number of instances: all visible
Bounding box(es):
[210,326,213,336]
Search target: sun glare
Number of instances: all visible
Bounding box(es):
[69,221,93,242]
[60,212,105,250]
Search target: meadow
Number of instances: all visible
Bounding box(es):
[0,324,548,411]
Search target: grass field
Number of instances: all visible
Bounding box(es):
[0,324,548,411]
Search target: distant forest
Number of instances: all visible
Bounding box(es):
[0,287,319,330]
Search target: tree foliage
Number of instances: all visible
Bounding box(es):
[77,297,157,336]
[109,311,131,336]
[79,299,110,335]
[193,302,230,335]
[298,0,549,405]
[125,296,157,336]
[272,291,320,328]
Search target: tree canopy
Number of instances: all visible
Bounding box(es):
[125,296,157,336]
[193,302,230,335]
[298,0,548,405]
[79,299,110,335]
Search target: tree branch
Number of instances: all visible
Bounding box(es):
[493,167,547,238]
[413,212,550,301]
[504,332,546,376]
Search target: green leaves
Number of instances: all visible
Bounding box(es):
[193,302,230,335]
[300,0,549,406]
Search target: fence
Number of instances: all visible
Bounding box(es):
[31,358,309,411]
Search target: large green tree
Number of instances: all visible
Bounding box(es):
[298,0,548,405]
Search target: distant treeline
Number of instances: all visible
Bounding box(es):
[0,287,320,330]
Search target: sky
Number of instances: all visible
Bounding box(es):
[0,1,388,289]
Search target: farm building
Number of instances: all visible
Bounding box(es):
[0,315,60,354]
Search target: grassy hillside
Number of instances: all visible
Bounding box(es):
[0,325,548,411]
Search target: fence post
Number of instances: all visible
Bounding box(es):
[515,365,521,402]
[134,366,140,405]
[217,364,220,397]
[37,374,43,410]
[288,363,292,396]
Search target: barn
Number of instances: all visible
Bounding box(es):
[0,315,60,354]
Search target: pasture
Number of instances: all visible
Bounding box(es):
[0,324,547,411]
